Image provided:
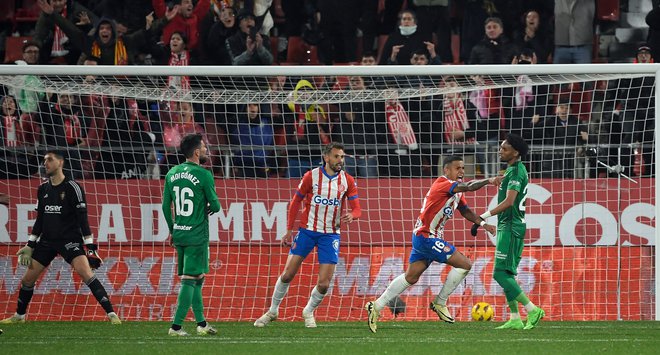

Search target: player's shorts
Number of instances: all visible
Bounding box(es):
[494,225,525,274]
[31,238,86,267]
[409,234,457,265]
[289,228,340,264]
[175,243,210,276]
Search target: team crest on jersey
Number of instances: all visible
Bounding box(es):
[443,206,454,217]
[337,184,345,193]
[443,246,451,253]
[333,239,339,251]
[60,191,65,201]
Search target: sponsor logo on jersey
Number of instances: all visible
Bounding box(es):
[443,206,454,218]
[173,224,193,231]
[44,205,63,213]
[313,195,340,206]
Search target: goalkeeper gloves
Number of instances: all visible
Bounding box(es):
[85,243,103,270]
[17,245,33,266]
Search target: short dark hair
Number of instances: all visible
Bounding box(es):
[45,149,65,161]
[505,133,529,157]
[180,133,204,158]
[361,52,376,59]
[322,142,345,156]
[442,155,463,168]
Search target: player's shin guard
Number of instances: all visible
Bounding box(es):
[375,274,411,311]
[173,279,196,326]
[303,286,325,314]
[268,277,290,315]
[16,282,35,315]
[192,277,205,325]
[86,275,114,314]
[434,267,469,306]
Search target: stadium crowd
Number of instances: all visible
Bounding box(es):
[0,0,656,179]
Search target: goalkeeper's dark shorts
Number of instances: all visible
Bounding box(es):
[31,238,86,267]
[175,243,209,276]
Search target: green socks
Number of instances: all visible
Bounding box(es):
[173,279,196,326]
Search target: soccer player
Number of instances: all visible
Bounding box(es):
[478,133,545,329]
[162,133,221,336]
[254,142,362,328]
[365,155,501,333]
[1,150,121,324]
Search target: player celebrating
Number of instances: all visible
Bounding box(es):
[478,133,545,330]
[1,150,121,324]
[162,133,221,336]
[365,155,501,333]
[254,142,361,328]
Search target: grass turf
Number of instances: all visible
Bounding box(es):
[1,321,659,354]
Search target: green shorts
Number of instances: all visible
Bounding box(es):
[494,226,525,274]
[175,243,210,276]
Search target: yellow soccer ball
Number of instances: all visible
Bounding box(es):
[471,302,494,321]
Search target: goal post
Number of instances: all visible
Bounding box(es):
[0,64,657,322]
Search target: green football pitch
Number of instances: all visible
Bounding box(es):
[1,321,659,354]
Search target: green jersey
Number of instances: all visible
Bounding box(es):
[162,161,221,246]
[497,160,528,230]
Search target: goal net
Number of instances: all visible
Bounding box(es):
[0,64,656,322]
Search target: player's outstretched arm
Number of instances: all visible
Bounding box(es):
[480,189,519,220]
[453,175,503,193]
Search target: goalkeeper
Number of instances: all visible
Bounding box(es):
[1,150,120,324]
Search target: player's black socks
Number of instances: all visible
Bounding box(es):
[198,321,207,328]
[85,276,114,314]
[171,324,182,331]
[16,282,35,315]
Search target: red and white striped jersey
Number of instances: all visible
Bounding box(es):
[413,176,468,238]
[294,167,358,234]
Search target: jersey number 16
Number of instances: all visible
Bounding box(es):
[173,186,194,217]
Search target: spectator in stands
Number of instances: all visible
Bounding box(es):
[379,9,432,65]
[507,48,549,142]
[585,80,621,178]
[38,93,93,178]
[541,100,588,178]
[100,0,153,36]
[356,0,379,55]
[554,0,595,64]
[284,79,331,178]
[95,93,155,179]
[458,0,501,63]
[316,0,358,64]
[153,0,210,52]
[411,0,452,63]
[36,0,176,65]
[334,76,380,178]
[0,95,40,178]
[199,3,236,65]
[34,0,99,64]
[229,103,276,178]
[360,52,377,65]
[226,9,274,65]
[151,31,193,91]
[469,17,518,65]
[617,46,655,176]
[512,9,551,64]
[160,101,209,175]
[11,41,46,118]
[387,43,441,66]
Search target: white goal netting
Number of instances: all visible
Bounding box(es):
[0,64,656,322]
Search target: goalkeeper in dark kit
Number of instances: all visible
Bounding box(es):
[1,150,121,324]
